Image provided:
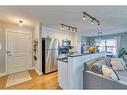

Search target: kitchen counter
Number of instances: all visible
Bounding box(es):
[57,52,105,62]
[57,57,68,63]
[68,52,105,57]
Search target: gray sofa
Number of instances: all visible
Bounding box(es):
[83,58,127,89]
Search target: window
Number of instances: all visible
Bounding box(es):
[95,39,117,55]
[106,39,117,55]
[98,40,106,52]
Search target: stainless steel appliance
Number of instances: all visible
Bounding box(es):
[62,40,71,47]
[42,38,59,74]
[59,40,73,55]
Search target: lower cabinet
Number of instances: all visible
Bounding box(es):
[58,61,68,89]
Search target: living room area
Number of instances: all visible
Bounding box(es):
[82,32,127,89]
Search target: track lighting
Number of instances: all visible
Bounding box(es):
[83,12,100,26]
[61,24,77,32]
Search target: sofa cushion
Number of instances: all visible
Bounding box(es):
[86,58,103,71]
[121,58,127,70]
[102,65,120,80]
[91,60,105,74]
[102,57,112,67]
[111,58,127,70]
[111,60,125,71]
[123,59,127,67]
[115,70,127,84]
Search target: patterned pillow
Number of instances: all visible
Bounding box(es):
[102,65,120,80]
[103,57,112,67]
[91,60,104,74]
[120,58,127,70]
[111,60,125,71]
[111,58,127,69]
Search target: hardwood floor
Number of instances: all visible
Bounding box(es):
[0,70,61,89]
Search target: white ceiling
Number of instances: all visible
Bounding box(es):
[0,6,127,35]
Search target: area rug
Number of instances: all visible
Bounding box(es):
[6,71,32,88]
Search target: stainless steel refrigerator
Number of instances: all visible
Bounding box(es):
[42,38,59,74]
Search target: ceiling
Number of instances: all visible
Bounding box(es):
[0,6,127,35]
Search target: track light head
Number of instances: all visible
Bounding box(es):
[72,28,74,31]
[98,22,100,26]
[75,29,77,32]
[74,29,76,32]
[91,19,94,24]
[83,12,86,20]
[83,15,86,20]
[68,27,70,30]
[61,24,64,30]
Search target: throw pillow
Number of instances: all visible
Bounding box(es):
[102,65,119,80]
[120,58,127,70]
[91,60,104,74]
[110,60,125,71]
[103,57,112,67]
[111,58,127,69]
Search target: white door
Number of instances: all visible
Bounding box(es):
[6,31,32,74]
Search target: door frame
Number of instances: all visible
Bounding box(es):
[5,29,33,75]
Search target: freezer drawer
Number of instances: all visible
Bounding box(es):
[45,50,58,73]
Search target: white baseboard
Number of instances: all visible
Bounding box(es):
[0,72,6,77]
[30,66,35,70]
[34,67,42,75]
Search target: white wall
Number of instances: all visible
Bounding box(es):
[42,26,78,52]
[0,24,5,74]
[76,32,82,53]
[33,23,42,75]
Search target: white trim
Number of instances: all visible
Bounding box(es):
[5,29,32,35]
[34,67,42,76]
[30,66,35,70]
[5,29,33,75]
[0,72,6,77]
[5,30,8,75]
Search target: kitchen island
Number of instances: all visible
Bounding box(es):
[57,52,106,89]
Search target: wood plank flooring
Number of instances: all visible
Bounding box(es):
[0,70,61,89]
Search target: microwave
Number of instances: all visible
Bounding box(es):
[62,40,71,47]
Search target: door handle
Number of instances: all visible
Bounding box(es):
[7,51,12,56]
[7,51,11,54]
